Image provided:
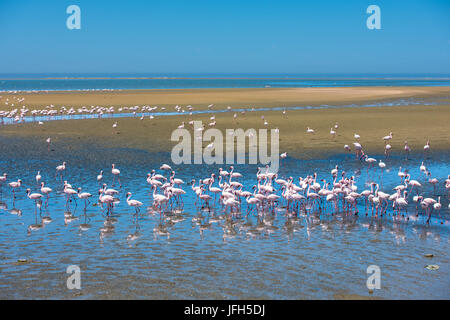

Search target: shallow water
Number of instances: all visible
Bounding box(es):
[0,151,448,299]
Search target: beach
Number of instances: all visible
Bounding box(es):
[1,85,449,300]
[1,86,449,113]
[1,86,449,159]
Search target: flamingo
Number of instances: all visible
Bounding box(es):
[40,182,53,207]
[26,188,43,214]
[393,191,408,216]
[384,144,392,158]
[198,186,212,209]
[280,152,287,165]
[0,173,7,188]
[208,181,222,204]
[97,170,103,184]
[229,166,242,179]
[306,127,315,134]
[46,137,51,152]
[219,168,230,177]
[152,185,170,212]
[330,128,336,138]
[433,196,442,224]
[364,155,377,171]
[55,161,66,181]
[102,184,119,196]
[8,179,22,199]
[64,184,78,207]
[77,188,92,210]
[170,171,185,186]
[111,164,121,187]
[398,167,407,181]
[353,142,363,159]
[383,132,393,144]
[331,165,338,177]
[245,195,260,214]
[423,140,430,156]
[378,160,386,180]
[160,164,172,171]
[404,141,410,159]
[406,175,421,195]
[427,173,439,194]
[126,192,143,214]
[35,171,42,185]
[223,197,240,214]
[420,162,426,173]
[98,190,115,215]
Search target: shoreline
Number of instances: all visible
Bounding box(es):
[1,86,449,114]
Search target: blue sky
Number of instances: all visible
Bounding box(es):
[0,0,449,74]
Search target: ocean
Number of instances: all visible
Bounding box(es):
[1,74,450,92]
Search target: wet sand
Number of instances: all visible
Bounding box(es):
[1,86,449,113]
[1,104,449,160]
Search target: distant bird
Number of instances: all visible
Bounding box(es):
[420,161,427,173]
[383,132,393,144]
[97,170,103,184]
[46,137,51,152]
[354,133,360,140]
[331,165,338,177]
[55,161,66,181]
[424,140,430,156]
[398,167,407,181]
[35,171,42,185]
[378,160,386,179]
[364,155,377,169]
[433,196,442,222]
[160,164,172,171]
[0,173,7,187]
[404,141,410,159]
[384,144,392,158]
[353,142,363,159]
[330,128,336,138]
[306,127,315,134]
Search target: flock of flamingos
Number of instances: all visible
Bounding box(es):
[0,97,449,236]
[0,152,449,234]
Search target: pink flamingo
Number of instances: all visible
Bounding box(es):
[111,164,121,187]
[9,179,22,200]
[40,182,53,207]
[77,187,92,210]
[26,188,43,214]
[126,192,143,214]
[55,161,66,182]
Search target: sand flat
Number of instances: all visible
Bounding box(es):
[1,103,449,159]
[1,86,449,112]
